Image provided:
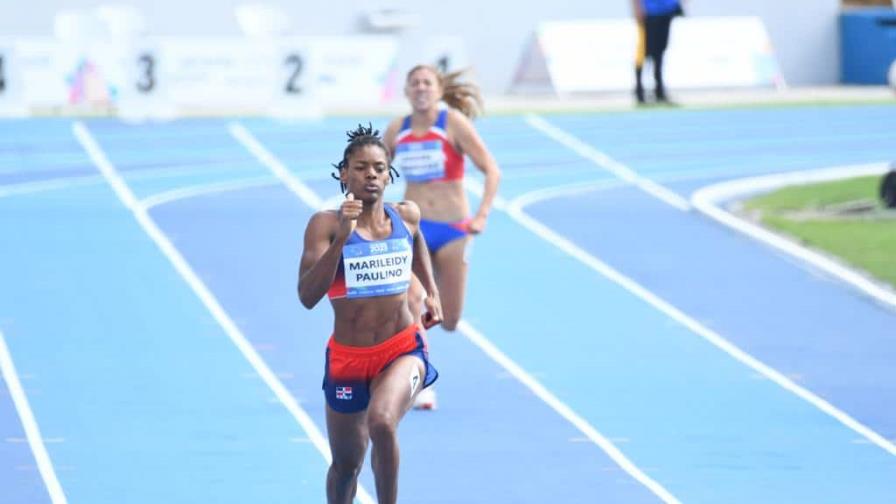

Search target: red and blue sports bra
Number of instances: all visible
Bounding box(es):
[393,109,464,183]
[328,204,414,300]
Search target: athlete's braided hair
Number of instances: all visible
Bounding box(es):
[407,65,483,119]
[331,123,398,194]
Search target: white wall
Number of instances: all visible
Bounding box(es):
[688,0,842,87]
[0,0,843,92]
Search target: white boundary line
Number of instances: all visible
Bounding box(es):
[503,187,896,457]
[140,176,277,209]
[524,114,692,211]
[227,122,325,210]
[0,329,68,503]
[228,123,681,503]
[456,321,680,503]
[72,122,377,504]
[319,193,344,211]
[0,176,102,198]
[463,178,508,211]
[691,162,896,311]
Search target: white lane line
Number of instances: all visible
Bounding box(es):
[463,178,508,211]
[0,176,102,198]
[227,122,326,210]
[72,122,376,504]
[456,321,680,503]
[691,162,896,311]
[0,330,68,503]
[502,189,896,457]
[524,114,691,211]
[0,165,280,201]
[140,176,278,209]
[230,126,679,503]
[320,193,344,211]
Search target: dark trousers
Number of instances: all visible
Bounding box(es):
[635,13,675,98]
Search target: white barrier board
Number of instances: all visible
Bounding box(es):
[532,17,784,93]
[0,35,399,116]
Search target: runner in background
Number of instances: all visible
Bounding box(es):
[384,65,501,410]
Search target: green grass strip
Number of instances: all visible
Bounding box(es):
[745,175,880,211]
[744,175,896,288]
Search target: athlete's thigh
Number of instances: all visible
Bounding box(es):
[433,237,469,323]
[326,405,369,465]
[369,355,427,418]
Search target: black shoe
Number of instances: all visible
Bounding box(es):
[655,89,678,107]
[634,87,646,105]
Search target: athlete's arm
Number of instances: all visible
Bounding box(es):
[297,196,361,308]
[450,109,501,234]
[382,117,403,157]
[397,201,442,325]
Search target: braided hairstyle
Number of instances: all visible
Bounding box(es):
[331,123,399,194]
[407,65,484,119]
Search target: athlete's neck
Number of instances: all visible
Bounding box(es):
[355,200,389,230]
[411,107,439,128]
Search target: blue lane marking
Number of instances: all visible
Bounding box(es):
[540,105,896,180]
[470,121,622,199]
[519,105,896,441]
[0,139,330,502]
[476,106,896,501]
[0,120,78,503]
[83,120,271,202]
[0,120,97,185]
[464,192,896,502]
[530,181,896,436]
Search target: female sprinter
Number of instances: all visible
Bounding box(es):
[298,124,442,504]
[383,65,501,410]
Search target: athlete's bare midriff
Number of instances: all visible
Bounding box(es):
[330,294,415,347]
[404,180,469,221]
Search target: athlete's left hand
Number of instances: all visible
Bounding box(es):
[467,214,487,235]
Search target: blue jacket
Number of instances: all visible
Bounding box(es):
[642,0,680,15]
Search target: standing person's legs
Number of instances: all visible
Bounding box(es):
[325,407,369,504]
[646,14,674,101]
[367,355,427,504]
[431,236,469,331]
[652,53,666,100]
[634,19,647,104]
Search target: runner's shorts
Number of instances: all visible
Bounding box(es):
[323,323,438,413]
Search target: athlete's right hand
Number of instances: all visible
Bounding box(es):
[421,293,443,329]
[338,193,361,238]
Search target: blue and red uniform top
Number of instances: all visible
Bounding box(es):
[327,204,414,300]
[393,108,464,183]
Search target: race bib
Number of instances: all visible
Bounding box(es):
[394,140,446,182]
[342,238,412,298]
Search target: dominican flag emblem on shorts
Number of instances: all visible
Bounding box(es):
[336,386,353,400]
